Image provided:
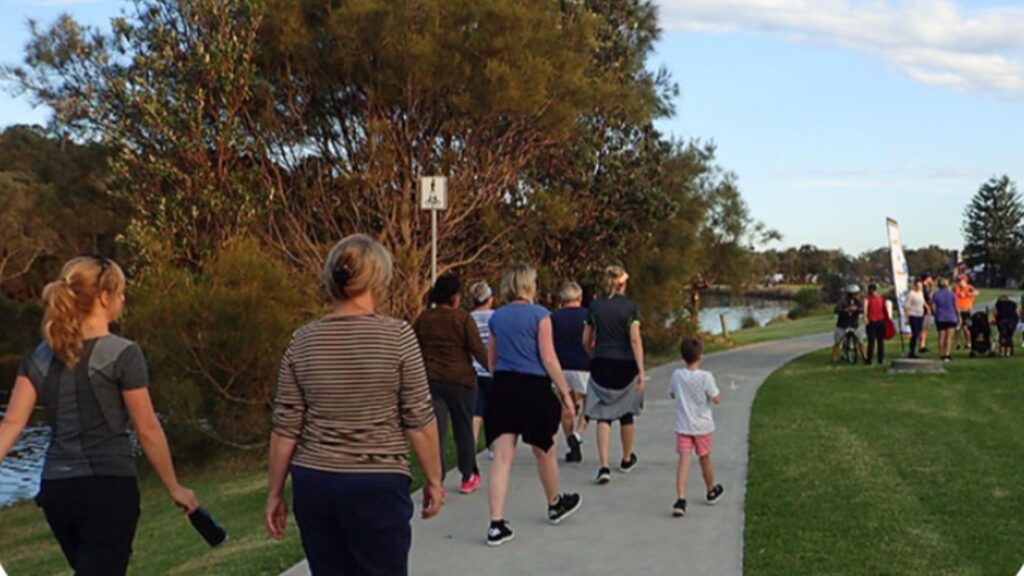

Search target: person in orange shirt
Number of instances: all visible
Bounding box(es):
[953,275,979,350]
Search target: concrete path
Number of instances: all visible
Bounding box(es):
[283,333,831,576]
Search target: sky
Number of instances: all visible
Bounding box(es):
[1,0,1022,255]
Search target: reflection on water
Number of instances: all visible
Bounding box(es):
[698,297,793,336]
[0,413,48,507]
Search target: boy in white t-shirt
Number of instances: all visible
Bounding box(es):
[668,337,724,517]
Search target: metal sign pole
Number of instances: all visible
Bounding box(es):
[420,176,447,289]
[431,208,438,286]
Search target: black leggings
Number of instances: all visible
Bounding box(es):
[429,380,478,482]
[593,414,635,426]
[37,476,140,576]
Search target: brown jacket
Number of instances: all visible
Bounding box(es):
[413,306,488,389]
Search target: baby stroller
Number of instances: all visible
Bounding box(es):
[969,310,993,357]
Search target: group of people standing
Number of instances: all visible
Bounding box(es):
[833,272,1023,364]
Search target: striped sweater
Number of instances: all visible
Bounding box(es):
[272,314,436,476]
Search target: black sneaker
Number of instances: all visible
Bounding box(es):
[706,484,724,505]
[565,433,582,463]
[619,452,638,474]
[486,520,514,547]
[547,493,582,525]
[918,347,929,354]
[672,499,687,517]
[596,467,611,484]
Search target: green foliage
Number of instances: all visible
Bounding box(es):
[741,315,760,330]
[787,287,822,320]
[962,175,1024,286]
[793,287,821,310]
[0,296,42,356]
[820,273,846,304]
[0,125,120,298]
[11,1,267,267]
[128,240,312,452]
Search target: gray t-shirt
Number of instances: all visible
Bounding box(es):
[18,336,150,479]
[585,295,642,361]
[668,368,720,435]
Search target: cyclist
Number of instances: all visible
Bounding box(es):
[832,284,867,363]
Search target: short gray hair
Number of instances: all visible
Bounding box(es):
[469,281,493,306]
[323,234,394,302]
[559,281,582,303]
[500,263,537,302]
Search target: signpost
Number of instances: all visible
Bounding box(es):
[420,176,448,285]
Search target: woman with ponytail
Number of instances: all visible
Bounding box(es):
[583,265,646,485]
[0,255,199,576]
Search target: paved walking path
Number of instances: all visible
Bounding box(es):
[283,333,831,576]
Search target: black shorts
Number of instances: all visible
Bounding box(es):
[589,357,639,391]
[997,320,1017,346]
[936,321,958,331]
[484,371,561,451]
[959,311,972,325]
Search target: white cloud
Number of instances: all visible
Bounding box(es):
[657,0,1024,93]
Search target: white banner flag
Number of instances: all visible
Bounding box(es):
[887,218,911,334]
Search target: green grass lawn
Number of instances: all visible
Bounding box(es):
[745,348,1024,576]
[975,288,1022,311]
[0,435,465,575]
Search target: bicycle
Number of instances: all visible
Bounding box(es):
[841,328,861,365]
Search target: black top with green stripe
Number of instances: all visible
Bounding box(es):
[585,295,642,361]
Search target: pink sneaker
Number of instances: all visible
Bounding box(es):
[460,473,482,494]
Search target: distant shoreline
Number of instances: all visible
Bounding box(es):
[705,285,800,301]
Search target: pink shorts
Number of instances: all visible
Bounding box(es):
[676,433,713,457]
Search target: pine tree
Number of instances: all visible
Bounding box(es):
[962,175,1024,286]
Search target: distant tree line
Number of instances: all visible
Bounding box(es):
[749,174,1023,290]
[751,244,954,285]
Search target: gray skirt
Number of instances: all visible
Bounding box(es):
[584,358,644,421]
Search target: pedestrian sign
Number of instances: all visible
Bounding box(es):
[420,176,448,211]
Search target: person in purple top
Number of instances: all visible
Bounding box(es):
[551,281,590,463]
[930,278,958,362]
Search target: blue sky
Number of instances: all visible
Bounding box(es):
[2,0,1022,254]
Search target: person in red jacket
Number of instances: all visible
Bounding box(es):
[864,283,889,366]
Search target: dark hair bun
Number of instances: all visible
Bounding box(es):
[333,262,353,290]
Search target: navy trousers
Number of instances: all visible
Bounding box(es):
[292,466,413,576]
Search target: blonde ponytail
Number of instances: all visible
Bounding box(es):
[41,256,126,366]
[604,265,629,295]
[42,278,85,366]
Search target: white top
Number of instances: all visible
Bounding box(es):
[668,368,720,435]
[470,310,495,376]
[905,290,926,317]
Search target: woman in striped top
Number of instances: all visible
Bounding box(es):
[265,234,444,576]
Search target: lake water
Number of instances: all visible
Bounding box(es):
[0,415,48,507]
[697,297,793,335]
